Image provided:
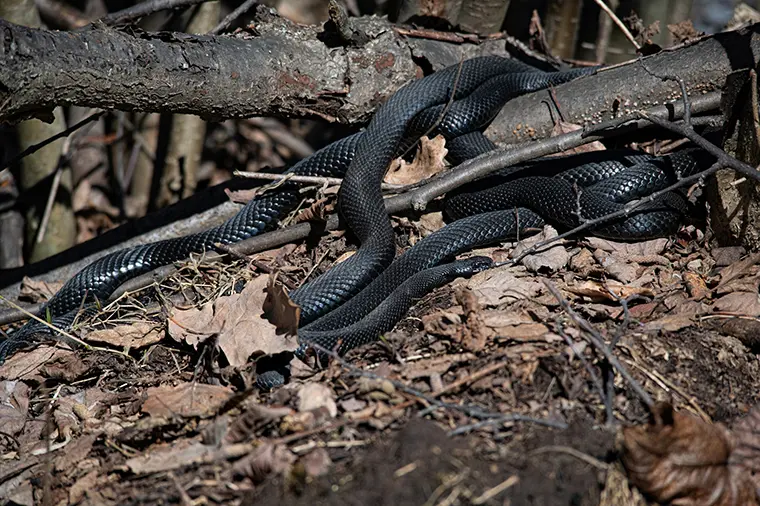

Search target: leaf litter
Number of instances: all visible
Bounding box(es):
[4,179,760,505]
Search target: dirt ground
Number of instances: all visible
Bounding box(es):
[3,213,760,505]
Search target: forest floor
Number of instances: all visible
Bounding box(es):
[3,188,760,505]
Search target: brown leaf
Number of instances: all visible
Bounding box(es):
[18,276,63,303]
[232,443,296,483]
[585,237,670,257]
[550,122,606,153]
[593,249,639,284]
[86,322,162,349]
[713,292,760,317]
[263,272,300,336]
[141,383,234,418]
[384,135,447,185]
[513,226,569,272]
[716,252,760,290]
[0,346,75,381]
[169,275,298,367]
[298,447,332,477]
[643,313,696,332]
[565,280,654,301]
[39,353,90,381]
[126,441,218,474]
[224,404,293,444]
[461,266,543,307]
[730,404,760,491]
[493,323,550,342]
[69,470,100,505]
[622,403,756,505]
[294,197,334,224]
[55,433,99,472]
[297,382,337,418]
[0,380,30,435]
[569,248,602,277]
[684,271,710,300]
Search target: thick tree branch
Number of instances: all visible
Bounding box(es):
[2,11,758,129]
[487,24,760,143]
[0,7,507,124]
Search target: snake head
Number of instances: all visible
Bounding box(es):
[455,256,493,276]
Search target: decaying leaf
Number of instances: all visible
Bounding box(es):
[585,237,670,257]
[460,265,543,307]
[297,382,337,418]
[18,276,63,302]
[622,403,757,505]
[232,442,296,482]
[141,383,234,418]
[86,322,162,349]
[168,275,298,367]
[298,447,332,477]
[384,135,447,185]
[263,272,300,336]
[730,404,760,492]
[0,380,30,435]
[565,280,654,301]
[224,404,294,444]
[716,252,760,290]
[0,346,75,381]
[294,197,335,223]
[551,122,607,153]
[713,292,760,317]
[513,226,569,272]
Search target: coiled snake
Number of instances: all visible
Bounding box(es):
[0,56,713,381]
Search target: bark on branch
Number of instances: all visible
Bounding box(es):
[2,10,759,138]
[0,6,507,124]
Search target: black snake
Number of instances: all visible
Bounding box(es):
[0,56,713,377]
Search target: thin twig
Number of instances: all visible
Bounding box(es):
[233,170,404,191]
[593,0,640,50]
[1,110,105,172]
[101,0,209,25]
[208,0,258,35]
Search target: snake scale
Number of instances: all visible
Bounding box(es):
[0,56,713,378]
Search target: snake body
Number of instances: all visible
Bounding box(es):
[0,56,712,371]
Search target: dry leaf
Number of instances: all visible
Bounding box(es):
[298,447,332,477]
[0,380,29,435]
[263,272,300,336]
[551,122,606,152]
[86,322,162,349]
[224,404,293,444]
[730,404,760,492]
[566,280,654,301]
[416,211,445,238]
[126,441,219,474]
[384,135,447,185]
[683,271,710,300]
[141,383,234,418]
[622,403,756,505]
[0,346,75,381]
[585,237,670,257]
[68,470,99,505]
[717,252,760,290]
[294,197,334,223]
[513,226,569,272]
[713,292,760,317]
[593,249,639,283]
[297,382,337,418]
[18,276,63,302]
[169,275,298,367]
[643,313,696,332]
[461,266,543,307]
[492,322,550,341]
[569,248,602,277]
[232,443,296,482]
[38,353,90,381]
